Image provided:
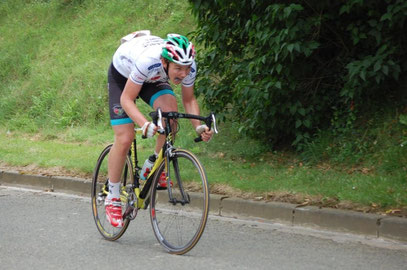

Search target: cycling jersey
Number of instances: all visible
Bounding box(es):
[112,35,197,87]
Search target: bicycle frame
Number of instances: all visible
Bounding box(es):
[112,108,218,213]
[132,147,165,210]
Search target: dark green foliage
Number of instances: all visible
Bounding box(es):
[189,0,407,148]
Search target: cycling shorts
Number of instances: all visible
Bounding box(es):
[107,63,175,126]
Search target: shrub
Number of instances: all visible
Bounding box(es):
[189,0,407,148]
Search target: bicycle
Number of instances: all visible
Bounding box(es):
[91,108,218,255]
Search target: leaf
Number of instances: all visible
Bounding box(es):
[360,70,366,81]
[309,41,319,50]
[303,47,312,57]
[373,60,382,72]
[377,44,388,54]
[339,5,350,15]
[276,64,283,74]
[382,65,389,75]
[295,119,302,128]
[290,105,297,115]
[303,119,311,128]
[294,43,301,52]
[380,13,392,21]
[287,43,294,53]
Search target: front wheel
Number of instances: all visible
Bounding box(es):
[91,144,133,241]
[150,149,210,255]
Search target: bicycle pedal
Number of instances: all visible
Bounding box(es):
[96,193,106,206]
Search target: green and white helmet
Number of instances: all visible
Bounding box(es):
[162,34,195,66]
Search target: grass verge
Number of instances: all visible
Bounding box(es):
[1,126,406,217]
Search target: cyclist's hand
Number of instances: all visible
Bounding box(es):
[196,125,214,142]
[142,121,157,138]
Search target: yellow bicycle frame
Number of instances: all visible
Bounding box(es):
[105,130,171,209]
[135,148,165,209]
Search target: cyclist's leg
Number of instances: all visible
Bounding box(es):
[108,124,134,183]
[106,124,133,227]
[138,82,178,154]
[152,94,178,154]
[151,94,178,188]
[107,62,135,184]
[106,63,134,227]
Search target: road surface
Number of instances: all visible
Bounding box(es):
[0,186,406,270]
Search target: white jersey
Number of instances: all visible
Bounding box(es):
[112,35,196,87]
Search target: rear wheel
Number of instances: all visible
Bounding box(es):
[150,149,209,254]
[91,145,133,240]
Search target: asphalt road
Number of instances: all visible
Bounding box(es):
[0,186,406,270]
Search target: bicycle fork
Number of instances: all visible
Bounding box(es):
[166,151,190,206]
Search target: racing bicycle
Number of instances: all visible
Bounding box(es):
[91,108,218,255]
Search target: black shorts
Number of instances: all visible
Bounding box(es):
[107,63,174,126]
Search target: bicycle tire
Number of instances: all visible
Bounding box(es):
[150,149,209,255]
[91,144,133,241]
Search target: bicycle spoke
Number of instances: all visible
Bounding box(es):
[150,149,209,254]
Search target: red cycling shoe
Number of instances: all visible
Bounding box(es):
[105,198,123,228]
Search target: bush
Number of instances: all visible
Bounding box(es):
[189,0,407,149]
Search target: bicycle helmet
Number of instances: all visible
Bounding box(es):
[162,34,195,66]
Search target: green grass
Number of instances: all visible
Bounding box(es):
[0,0,195,131]
[0,0,406,215]
[1,123,406,213]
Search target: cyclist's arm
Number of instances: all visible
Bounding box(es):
[181,84,201,128]
[181,85,213,141]
[120,79,149,127]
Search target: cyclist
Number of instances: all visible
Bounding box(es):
[105,32,214,227]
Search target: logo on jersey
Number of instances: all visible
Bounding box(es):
[148,63,161,70]
[113,104,124,116]
[151,75,161,80]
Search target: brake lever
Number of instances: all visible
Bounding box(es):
[157,108,165,134]
[211,113,219,134]
[195,113,218,143]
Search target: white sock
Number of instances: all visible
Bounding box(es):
[107,180,121,199]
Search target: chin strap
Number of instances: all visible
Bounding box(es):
[163,60,169,78]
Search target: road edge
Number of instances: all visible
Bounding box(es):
[1,170,406,243]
